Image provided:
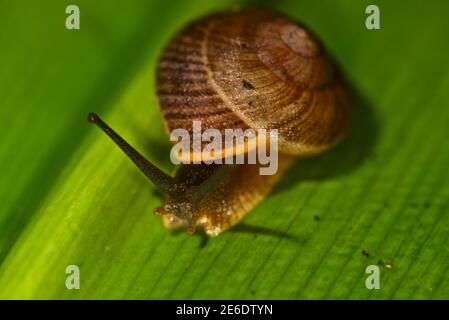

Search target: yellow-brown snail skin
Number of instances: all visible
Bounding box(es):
[88,8,350,236]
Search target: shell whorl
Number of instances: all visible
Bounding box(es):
[156,9,350,157]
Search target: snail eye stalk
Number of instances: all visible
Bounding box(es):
[87,113,179,197]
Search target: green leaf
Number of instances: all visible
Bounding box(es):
[0,0,448,299]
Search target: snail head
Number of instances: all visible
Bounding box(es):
[88,113,229,235]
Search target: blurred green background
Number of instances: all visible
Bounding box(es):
[0,0,448,299]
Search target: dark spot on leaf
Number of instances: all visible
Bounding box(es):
[377,259,393,269]
[313,215,321,222]
[242,80,255,90]
[424,201,431,208]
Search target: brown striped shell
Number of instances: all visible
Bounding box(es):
[156,8,350,159]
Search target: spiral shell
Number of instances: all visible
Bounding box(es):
[156,8,350,158]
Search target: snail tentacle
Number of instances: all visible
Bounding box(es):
[87,113,180,197]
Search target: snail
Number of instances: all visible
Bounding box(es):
[88,8,350,236]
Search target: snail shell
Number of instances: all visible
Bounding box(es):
[154,9,350,235]
[157,8,350,158]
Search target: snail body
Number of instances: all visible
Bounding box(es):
[88,9,350,236]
